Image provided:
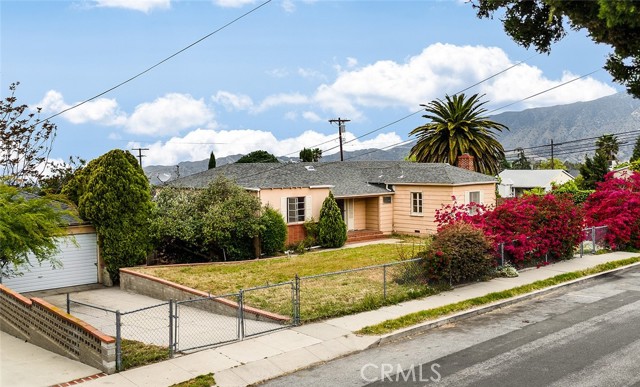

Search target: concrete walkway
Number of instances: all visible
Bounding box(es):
[62,250,638,387]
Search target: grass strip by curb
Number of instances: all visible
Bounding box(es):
[169,373,216,387]
[357,256,640,335]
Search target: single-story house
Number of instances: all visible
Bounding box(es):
[169,158,497,244]
[1,197,103,293]
[612,165,634,179]
[498,169,574,198]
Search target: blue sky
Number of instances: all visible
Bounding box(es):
[1,0,620,167]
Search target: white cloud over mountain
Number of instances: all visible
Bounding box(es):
[129,129,403,166]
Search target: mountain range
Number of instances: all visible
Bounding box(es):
[144,92,640,184]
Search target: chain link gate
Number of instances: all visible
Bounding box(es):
[241,281,296,338]
[174,293,243,353]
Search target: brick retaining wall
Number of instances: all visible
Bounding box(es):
[0,285,116,374]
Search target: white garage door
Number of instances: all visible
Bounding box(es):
[2,233,98,293]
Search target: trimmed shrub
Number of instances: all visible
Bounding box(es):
[318,192,347,248]
[420,222,494,285]
[260,206,287,256]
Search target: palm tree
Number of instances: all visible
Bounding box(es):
[595,134,619,162]
[409,93,508,175]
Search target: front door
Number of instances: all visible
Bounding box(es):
[345,199,355,231]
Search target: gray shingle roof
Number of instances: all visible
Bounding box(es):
[169,161,496,197]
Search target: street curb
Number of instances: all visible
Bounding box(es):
[366,260,640,349]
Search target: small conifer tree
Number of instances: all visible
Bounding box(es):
[318,192,347,248]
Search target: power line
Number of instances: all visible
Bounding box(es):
[40,0,272,123]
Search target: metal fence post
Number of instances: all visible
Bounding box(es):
[592,226,596,254]
[294,275,301,326]
[66,293,70,314]
[383,265,387,301]
[168,299,174,358]
[500,243,505,267]
[238,290,245,340]
[115,310,122,371]
[580,238,584,258]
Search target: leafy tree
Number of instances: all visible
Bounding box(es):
[63,149,153,282]
[550,179,593,205]
[474,0,640,97]
[579,151,610,190]
[39,156,86,195]
[630,136,640,163]
[299,148,322,162]
[0,184,70,278]
[259,206,287,256]
[236,150,279,163]
[151,176,262,262]
[595,134,619,162]
[208,151,216,170]
[536,158,566,170]
[409,93,508,176]
[318,192,347,248]
[584,171,640,250]
[1,82,57,186]
[511,148,531,170]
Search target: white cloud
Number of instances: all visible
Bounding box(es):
[92,0,170,12]
[346,57,358,68]
[281,0,295,13]
[302,111,322,122]
[125,93,214,136]
[266,68,289,78]
[35,90,126,126]
[311,43,616,116]
[298,68,326,80]
[212,91,254,111]
[130,128,403,165]
[252,93,309,113]
[213,0,257,8]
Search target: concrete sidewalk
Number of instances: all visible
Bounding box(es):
[61,251,640,387]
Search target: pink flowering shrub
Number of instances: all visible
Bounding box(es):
[583,172,640,250]
[435,194,584,265]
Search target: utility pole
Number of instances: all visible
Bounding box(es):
[329,117,350,161]
[132,148,149,167]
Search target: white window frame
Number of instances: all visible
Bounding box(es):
[287,196,306,223]
[465,190,483,215]
[411,192,423,215]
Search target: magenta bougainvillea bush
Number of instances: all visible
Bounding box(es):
[435,193,584,264]
[584,172,640,250]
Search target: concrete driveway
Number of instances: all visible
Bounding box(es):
[44,287,281,352]
[0,331,102,387]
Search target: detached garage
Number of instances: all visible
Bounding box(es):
[2,225,101,293]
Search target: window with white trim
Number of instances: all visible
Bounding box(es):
[467,191,481,215]
[411,192,423,215]
[287,197,305,223]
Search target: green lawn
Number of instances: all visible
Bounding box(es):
[135,241,434,321]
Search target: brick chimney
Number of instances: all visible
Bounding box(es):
[456,153,475,172]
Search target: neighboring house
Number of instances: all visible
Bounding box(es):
[169,160,497,244]
[612,165,633,179]
[498,169,574,198]
[1,198,102,293]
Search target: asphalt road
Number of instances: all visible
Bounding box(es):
[262,267,640,387]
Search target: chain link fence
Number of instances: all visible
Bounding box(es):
[495,226,610,267]
[297,258,429,323]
